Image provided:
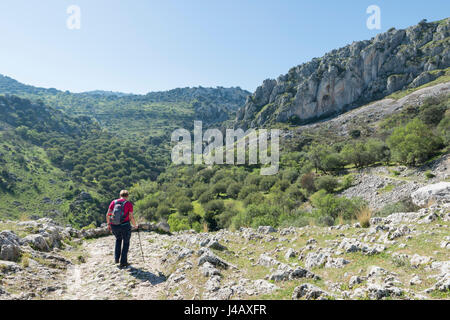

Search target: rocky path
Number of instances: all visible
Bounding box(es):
[1,182,449,300]
[53,232,167,300]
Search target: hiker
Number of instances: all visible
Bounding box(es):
[106,190,138,268]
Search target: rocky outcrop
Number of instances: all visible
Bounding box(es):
[236,18,450,128]
[0,231,21,262]
[411,182,450,207]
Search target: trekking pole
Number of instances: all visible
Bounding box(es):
[136,225,146,264]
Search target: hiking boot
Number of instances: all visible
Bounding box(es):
[119,262,130,269]
[115,259,120,264]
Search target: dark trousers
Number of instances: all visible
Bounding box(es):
[111,223,132,264]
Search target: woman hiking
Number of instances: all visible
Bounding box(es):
[106,190,138,269]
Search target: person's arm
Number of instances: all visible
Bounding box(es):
[106,203,113,231]
[129,211,138,229]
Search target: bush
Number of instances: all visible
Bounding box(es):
[279,210,310,228]
[212,181,228,196]
[245,175,261,187]
[231,212,252,230]
[175,197,193,214]
[315,175,339,193]
[376,198,419,217]
[226,182,242,199]
[419,103,447,126]
[310,190,366,222]
[286,185,306,202]
[349,129,361,139]
[317,215,335,227]
[341,139,389,168]
[198,190,215,203]
[135,195,159,221]
[437,114,450,145]
[156,205,172,220]
[273,179,290,192]
[167,213,190,232]
[321,153,345,172]
[238,185,259,200]
[259,176,277,191]
[299,173,316,194]
[387,118,442,166]
[282,169,299,183]
[243,192,265,206]
[192,183,209,199]
[203,200,225,231]
[340,175,354,190]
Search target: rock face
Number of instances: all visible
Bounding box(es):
[236,18,450,129]
[411,182,450,207]
[0,231,21,262]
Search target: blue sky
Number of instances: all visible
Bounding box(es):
[0,0,448,94]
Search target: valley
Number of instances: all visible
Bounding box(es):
[0,17,449,300]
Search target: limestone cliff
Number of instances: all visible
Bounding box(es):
[236,18,450,128]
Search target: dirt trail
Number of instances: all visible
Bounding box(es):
[55,232,167,300]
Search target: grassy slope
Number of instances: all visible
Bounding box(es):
[0,133,97,222]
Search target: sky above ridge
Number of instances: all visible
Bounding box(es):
[0,0,448,94]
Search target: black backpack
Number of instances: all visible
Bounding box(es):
[110,200,128,225]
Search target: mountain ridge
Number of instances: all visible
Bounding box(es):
[235,18,450,129]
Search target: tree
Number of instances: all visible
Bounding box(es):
[259,176,277,191]
[175,197,193,214]
[203,200,224,231]
[299,173,316,194]
[226,182,241,199]
[387,118,442,166]
[437,114,450,145]
[308,144,328,173]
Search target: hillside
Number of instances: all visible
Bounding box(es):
[130,79,449,234]
[0,75,250,140]
[0,95,167,227]
[0,80,249,226]
[235,18,450,129]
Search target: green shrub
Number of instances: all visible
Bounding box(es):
[238,185,259,200]
[279,210,310,228]
[156,205,171,220]
[315,175,339,193]
[259,176,277,192]
[167,213,190,232]
[198,190,215,203]
[437,113,450,145]
[299,173,316,194]
[226,182,242,199]
[376,198,420,217]
[340,175,354,190]
[310,190,366,222]
[387,118,442,166]
[175,197,193,214]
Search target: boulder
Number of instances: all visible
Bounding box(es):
[411,182,450,207]
[0,261,22,273]
[0,231,21,261]
[257,254,281,268]
[21,234,50,252]
[200,262,221,277]
[257,226,277,234]
[198,249,231,269]
[156,222,171,234]
[292,283,331,300]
